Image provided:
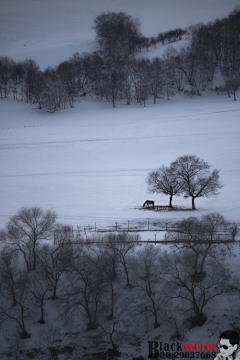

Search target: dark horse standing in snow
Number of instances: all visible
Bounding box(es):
[143,200,155,209]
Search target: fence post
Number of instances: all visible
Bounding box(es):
[155,233,156,244]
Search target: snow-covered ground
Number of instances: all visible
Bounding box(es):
[1,93,240,233]
[1,0,240,69]
[1,0,240,244]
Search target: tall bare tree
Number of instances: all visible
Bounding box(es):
[37,243,72,300]
[223,75,240,101]
[165,213,233,279]
[113,233,137,287]
[94,12,142,57]
[170,155,223,209]
[7,207,57,271]
[64,244,106,329]
[132,245,164,328]
[146,165,183,207]
[0,252,34,338]
[162,249,235,326]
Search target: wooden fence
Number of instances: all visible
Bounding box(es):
[53,220,239,245]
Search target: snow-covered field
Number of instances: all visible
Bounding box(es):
[1,0,240,233]
[1,93,240,233]
[1,1,240,358]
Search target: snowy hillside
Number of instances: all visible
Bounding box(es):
[1,0,240,69]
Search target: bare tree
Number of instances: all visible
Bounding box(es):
[0,56,15,99]
[42,67,69,112]
[146,165,183,207]
[166,213,234,284]
[93,12,142,57]
[57,60,78,108]
[150,57,164,104]
[7,207,57,270]
[119,57,135,105]
[101,64,123,108]
[37,243,71,300]
[132,245,164,328]
[21,59,41,103]
[96,316,125,355]
[30,270,50,324]
[162,249,235,326]
[133,58,152,106]
[0,247,20,307]
[96,235,122,322]
[54,223,73,244]
[0,262,34,338]
[113,233,137,287]
[64,244,106,329]
[223,76,240,101]
[162,47,177,100]
[170,155,223,209]
[175,48,197,88]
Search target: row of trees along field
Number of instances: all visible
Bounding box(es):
[0,207,239,358]
[1,7,240,111]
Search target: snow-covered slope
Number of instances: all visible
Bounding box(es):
[1,0,240,69]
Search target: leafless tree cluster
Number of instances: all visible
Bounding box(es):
[0,207,239,358]
[146,155,223,209]
[163,212,238,325]
[188,7,240,78]
[94,12,142,57]
[185,7,240,98]
[0,50,177,110]
[1,8,240,112]
[0,56,80,112]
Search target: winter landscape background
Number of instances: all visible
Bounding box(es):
[1,0,240,359]
[1,0,240,231]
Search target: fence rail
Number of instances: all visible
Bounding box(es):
[53,220,239,245]
[53,237,238,246]
[65,220,181,233]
